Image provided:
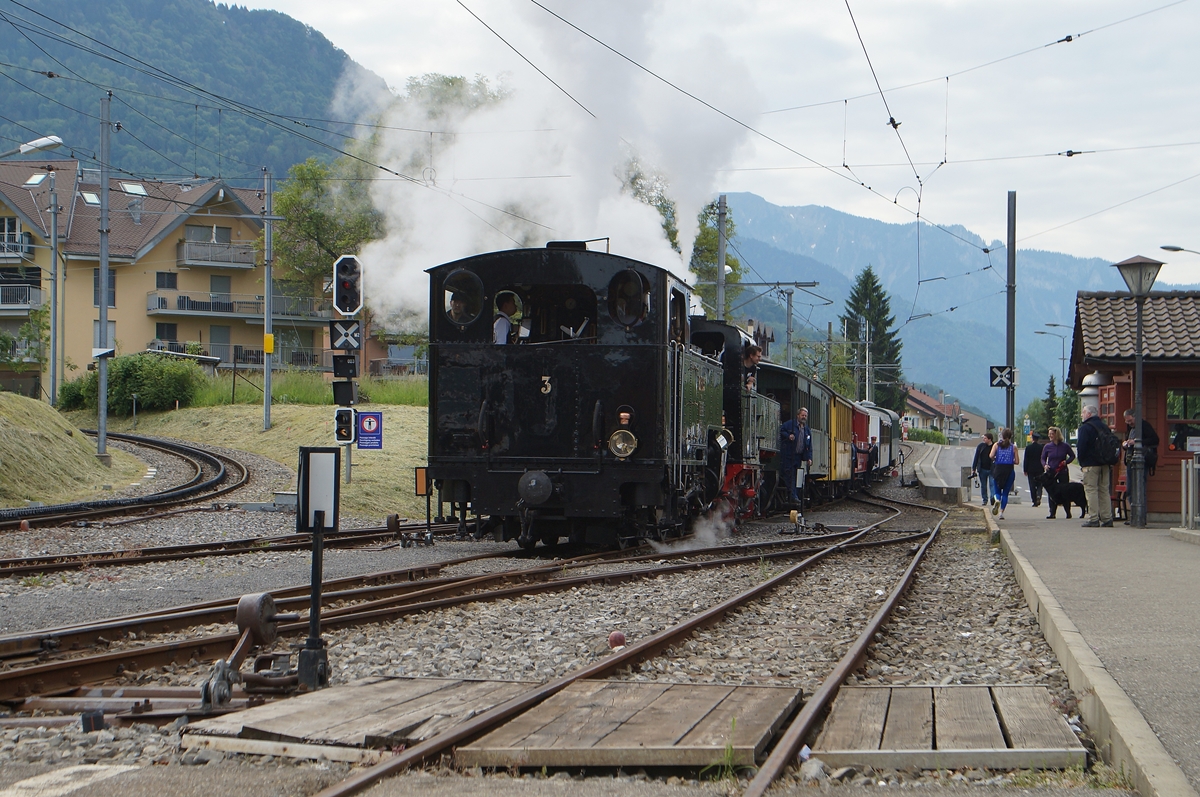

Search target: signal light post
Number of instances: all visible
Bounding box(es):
[331,255,363,483]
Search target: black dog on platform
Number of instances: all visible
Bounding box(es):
[1039,471,1088,519]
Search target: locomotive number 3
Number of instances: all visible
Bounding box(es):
[540,376,552,394]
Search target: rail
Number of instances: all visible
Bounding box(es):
[0,284,41,308]
[146,289,331,320]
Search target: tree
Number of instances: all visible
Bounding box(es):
[689,200,744,319]
[0,305,48,373]
[1044,377,1058,432]
[1020,397,1048,439]
[1056,386,1081,433]
[839,266,905,412]
[271,157,384,296]
[623,160,678,252]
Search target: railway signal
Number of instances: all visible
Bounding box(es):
[332,255,363,316]
[334,407,357,444]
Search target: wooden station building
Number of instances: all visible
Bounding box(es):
[1069,290,1200,522]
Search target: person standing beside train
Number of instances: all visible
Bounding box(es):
[989,428,1020,520]
[779,407,812,508]
[970,432,995,507]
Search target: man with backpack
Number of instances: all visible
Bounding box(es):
[1076,405,1118,527]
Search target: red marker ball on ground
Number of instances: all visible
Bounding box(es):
[608,631,625,649]
[19,520,29,531]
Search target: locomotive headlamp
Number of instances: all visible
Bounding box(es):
[608,429,638,458]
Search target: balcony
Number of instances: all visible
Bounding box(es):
[1,338,42,362]
[148,340,329,369]
[0,236,34,262]
[0,284,42,316]
[176,240,257,269]
[146,290,331,322]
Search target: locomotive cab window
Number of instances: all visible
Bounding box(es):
[442,269,484,327]
[516,285,596,344]
[608,270,649,327]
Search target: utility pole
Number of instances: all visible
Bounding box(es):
[48,169,59,406]
[97,92,111,464]
[1006,191,1016,431]
[825,322,833,384]
[716,194,727,322]
[864,322,873,403]
[783,289,794,368]
[263,168,273,431]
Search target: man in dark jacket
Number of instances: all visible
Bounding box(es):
[779,408,813,507]
[1122,409,1160,476]
[1076,405,1114,527]
[971,432,995,507]
[1023,432,1046,507]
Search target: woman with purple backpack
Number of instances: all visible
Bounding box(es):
[989,428,1020,520]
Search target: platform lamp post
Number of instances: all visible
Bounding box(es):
[1035,329,1068,386]
[0,136,63,404]
[1114,255,1163,529]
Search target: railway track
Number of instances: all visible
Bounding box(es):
[0,432,252,531]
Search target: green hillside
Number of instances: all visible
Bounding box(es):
[0,0,387,180]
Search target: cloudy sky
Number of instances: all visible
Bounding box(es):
[248,0,1200,284]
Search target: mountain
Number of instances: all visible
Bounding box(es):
[723,192,1135,418]
[0,0,386,181]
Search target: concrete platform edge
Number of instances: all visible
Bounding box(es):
[1168,528,1200,545]
[980,506,1199,797]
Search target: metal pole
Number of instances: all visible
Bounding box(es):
[1006,190,1016,432]
[97,92,111,462]
[1131,297,1147,528]
[784,289,793,368]
[1059,336,1066,387]
[48,170,59,406]
[716,195,727,322]
[263,169,273,430]
[826,322,832,384]
[864,323,872,403]
[345,444,352,484]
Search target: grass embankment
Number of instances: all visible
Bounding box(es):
[61,403,428,521]
[0,393,143,508]
[190,371,427,408]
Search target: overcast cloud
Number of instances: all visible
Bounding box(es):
[246,0,1200,284]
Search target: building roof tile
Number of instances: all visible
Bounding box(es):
[1076,291,1200,362]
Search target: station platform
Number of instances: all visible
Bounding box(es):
[920,444,1200,797]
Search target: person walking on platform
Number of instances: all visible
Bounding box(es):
[1040,427,1076,519]
[1077,405,1115,527]
[779,408,812,508]
[989,428,1020,519]
[1023,432,1046,507]
[970,432,995,507]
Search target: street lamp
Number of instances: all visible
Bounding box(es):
[1114,255,1163,529]
[1035,329,1068,386]
[0,136,63,408]
[0,135,61,159]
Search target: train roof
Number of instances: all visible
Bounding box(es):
[426,245,691,289]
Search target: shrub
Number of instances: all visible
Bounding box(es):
[906,428,947,445]
[63,354,206,414]
[57,378,86,411]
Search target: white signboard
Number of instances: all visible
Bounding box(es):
[1187,437,1200,454]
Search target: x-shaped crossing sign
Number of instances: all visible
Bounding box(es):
[330,319,362,351]
[990,365,1014,388]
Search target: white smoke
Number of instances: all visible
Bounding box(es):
[336,0,761,330]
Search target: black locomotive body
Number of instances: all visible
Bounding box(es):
[427,244,727,548]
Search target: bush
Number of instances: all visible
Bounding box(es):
[63,354,206,415]
[906,428,947,445]
[57,378,86,411]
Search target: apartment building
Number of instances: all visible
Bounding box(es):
[0,160,333,400]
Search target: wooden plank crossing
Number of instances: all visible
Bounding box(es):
[813,685,1085,769]
[183,676,535,757]
[456,681,803,768]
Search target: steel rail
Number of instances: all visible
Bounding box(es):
[311,506,908,797]
[0,432,250,529]
[743,493,950,797]
[0,522,917,700]
[0,527,883,663]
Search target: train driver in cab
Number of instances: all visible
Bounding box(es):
[448,292,470,325]
[493,292,517,344]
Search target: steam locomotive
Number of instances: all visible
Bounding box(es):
[424,243,895,548]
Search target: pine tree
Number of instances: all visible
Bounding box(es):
[838,266,905,412]
[1044,377,1058,433]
